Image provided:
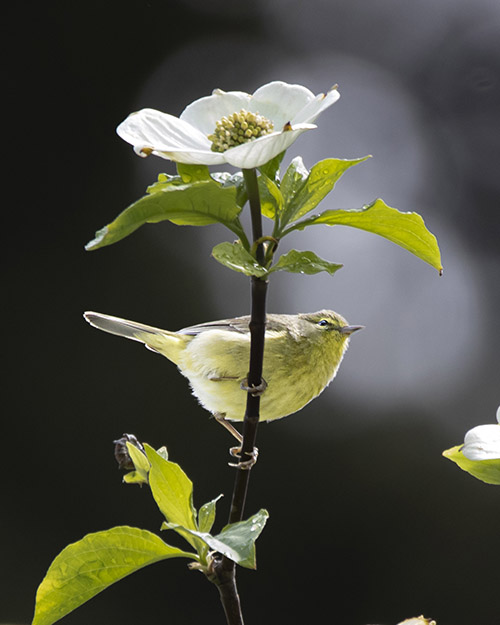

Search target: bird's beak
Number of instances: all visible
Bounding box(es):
[340,325,364,335]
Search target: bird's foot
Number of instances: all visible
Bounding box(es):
[240,377,268,396]
[212,413,259,468]
[228,445,259,470]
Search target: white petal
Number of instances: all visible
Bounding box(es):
[222,123,316,169]
[250,81,316,129]
[152,148,227,165]
[180,91,252,135]
[290,87,340,125]
[462,424,500,460]
[496,405,500,424]
[117,108,210,154]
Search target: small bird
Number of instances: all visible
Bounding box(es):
[84,310,362,428]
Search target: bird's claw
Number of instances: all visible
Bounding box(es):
[240,377,268,396]
[228,445,259,470]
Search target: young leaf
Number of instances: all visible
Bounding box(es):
[270,249,343,276]
[144,444,198,532]
[156,445,169,460]
[32,526,196,625]
[121,441,151,485]
[280,156,370,228]
[258,174,283,219]
[213,508,269,569]
[288,198,443,273]
[163,509,269,569]
[279,156,309,212]
[85,179,241,251]
[212,241,268,277]
[198,495,224,534]
[443,446,500,485]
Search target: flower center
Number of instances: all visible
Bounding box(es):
[208,109,274,152]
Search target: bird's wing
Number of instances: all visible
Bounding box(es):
[178,316,251,336]
[178,314,290,337]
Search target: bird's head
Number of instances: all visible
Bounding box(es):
[297,310,364,346]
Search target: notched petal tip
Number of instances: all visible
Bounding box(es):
[318,85,339,100]
[133,145,154,158]
[280,122,316,133]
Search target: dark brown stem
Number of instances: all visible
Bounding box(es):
[211,168,268,625]
[228,275,267,523]
[211,553,244,625]
[228,168,268,524]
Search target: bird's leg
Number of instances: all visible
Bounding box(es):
[213,413,259,470]
[240,377,268,396]
[213,412,243,443]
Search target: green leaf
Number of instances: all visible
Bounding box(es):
[85,179,241,251]
[270,249,343,276]
[212,241,268,277]
[214,509,269,569]
[280,156,370,227]
[146,172,184,194]
[258,150,285,181]
[122,442,150,485]
[279,156,309,212]
[163,509,269,569]
[198,495,223,534]
[176,163,211,183]
[289,198,443,273]
[156,445,169,460]
[211,171,248,208]
[145,444,198,532]
[32,526,195,625]
[443,446,500,485]
[258,174,283,219]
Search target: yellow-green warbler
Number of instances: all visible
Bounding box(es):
[84,310,362,424]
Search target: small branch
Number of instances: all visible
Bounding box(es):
[211,168,268,625]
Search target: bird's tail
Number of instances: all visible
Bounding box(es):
[83,311,186,364]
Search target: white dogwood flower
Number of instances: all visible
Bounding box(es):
[117,81,340,169]
[461,406,500,461]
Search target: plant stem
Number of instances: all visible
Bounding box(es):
[243,168,265,266]
[228,274,267,523]
[229,168,268,524]
[211,168,268,625]
[212,559,244,625]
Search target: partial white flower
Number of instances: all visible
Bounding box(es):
[116,81,340,169]
[461,405,500,461]
[397,617,436,625]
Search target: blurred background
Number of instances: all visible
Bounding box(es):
[4,1,500,624]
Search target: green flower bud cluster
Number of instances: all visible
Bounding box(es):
[208,109,274,152]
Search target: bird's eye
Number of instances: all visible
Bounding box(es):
[317,319,330,327]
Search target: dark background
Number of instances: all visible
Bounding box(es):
[3,1,500,624]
